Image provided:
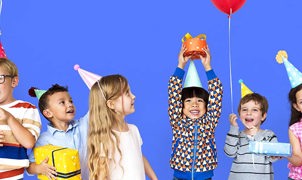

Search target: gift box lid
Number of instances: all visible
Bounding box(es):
[249,141,292,157]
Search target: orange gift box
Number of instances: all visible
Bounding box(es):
[182,33,207,60]
[34,145,81,180]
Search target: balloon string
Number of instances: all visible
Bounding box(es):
[229,8,234,113]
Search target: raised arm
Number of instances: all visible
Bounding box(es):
[224,113,240,157]
[168,45,190,126]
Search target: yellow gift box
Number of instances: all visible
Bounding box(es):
[34,144,82,180]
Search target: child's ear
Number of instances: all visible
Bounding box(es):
[261,112,267,121]
[293,103,301,112]
[43,109,53,118]
[106,100,115,110]
[11,76,19,88]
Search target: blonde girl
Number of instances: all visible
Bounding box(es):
[88,74,157,180]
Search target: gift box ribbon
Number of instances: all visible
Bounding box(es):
[181,33,206,43]
[52,147,81,179]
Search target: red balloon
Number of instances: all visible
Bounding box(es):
[211,0,246,16]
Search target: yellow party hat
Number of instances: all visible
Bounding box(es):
[239,79,253,98]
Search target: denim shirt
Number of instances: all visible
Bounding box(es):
[28,113,89,180]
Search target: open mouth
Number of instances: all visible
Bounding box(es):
[190,110,200,116]
[245,118,254,123]
[66,109,74,113]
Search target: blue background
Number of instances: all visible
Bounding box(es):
[1,0,301,179]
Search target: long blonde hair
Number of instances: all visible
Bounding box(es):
[88,74,129,180]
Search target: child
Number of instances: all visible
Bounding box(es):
[88,74,157,180]
[287,83,302,180]
[26,84,89,180]
[0,58,41,179]
[224,93,278,180]
[168,45,223,179]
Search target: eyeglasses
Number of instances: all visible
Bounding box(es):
[0,75,15,84]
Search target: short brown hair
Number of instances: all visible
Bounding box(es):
[238,93,269,124]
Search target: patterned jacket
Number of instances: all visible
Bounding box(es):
[168,67,223,177]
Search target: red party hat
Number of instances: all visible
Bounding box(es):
[0,42,7,58]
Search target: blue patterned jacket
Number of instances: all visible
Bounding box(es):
[168,67,223,179]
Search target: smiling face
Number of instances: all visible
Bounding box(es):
[43,91,76,124]
[182,97,206,119]
[181,87,209,120]
[0,67,18,105]
[0,59,19,105]
[239,100,267,129]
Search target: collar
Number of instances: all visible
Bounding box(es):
[47,120,78,135]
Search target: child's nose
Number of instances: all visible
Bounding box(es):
[192,101,198,107]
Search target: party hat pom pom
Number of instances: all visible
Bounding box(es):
[238,79,243,84]
[276,50,288,64]
[28,87,38,97]
[74,64,80,71]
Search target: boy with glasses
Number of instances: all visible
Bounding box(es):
[0,58,41,179]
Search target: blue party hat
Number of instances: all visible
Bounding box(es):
[184,61,202,88]
[276,50,302,88]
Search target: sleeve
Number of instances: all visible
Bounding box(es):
[79,111,89,125]
[22,103,42,140]
[78,112,89,139]
[205,69,223,128]
[168,68,185,128]
[133,124,143,147]
[224,125,240,158]
[289,123,300,138]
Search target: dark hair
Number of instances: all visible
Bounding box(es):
[181,87,209,109]
[238,93,268,124]
[288,83,302,126]
[29,84,68,120]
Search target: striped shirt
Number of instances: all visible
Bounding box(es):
[288,119,302,179]
[224,125,278,180]
[0,100,41,179]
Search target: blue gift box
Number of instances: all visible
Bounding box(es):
[249,141,292,156]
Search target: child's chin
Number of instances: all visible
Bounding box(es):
[67,114,76,120]
[189,115,202,119]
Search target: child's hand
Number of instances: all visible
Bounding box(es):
[0,130,4,146]
[178,45,190,69]
[229,113,238,127]
[199,46,212,71]
[38,157,57,179]
[0,107,13,122]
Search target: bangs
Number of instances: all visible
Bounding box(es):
[181,87,209,102]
